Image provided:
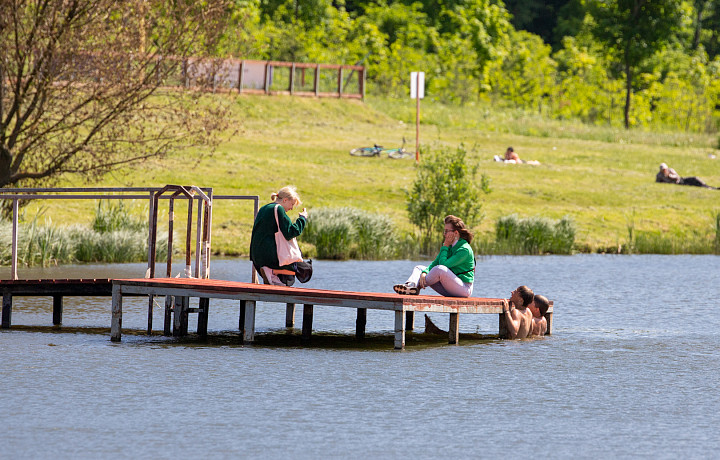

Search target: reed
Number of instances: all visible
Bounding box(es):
[301,207,399,259]
[0,205,166,267]
[489,214,576,255]
[92,200,146,233]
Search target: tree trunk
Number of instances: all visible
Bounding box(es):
[624,62,632,129]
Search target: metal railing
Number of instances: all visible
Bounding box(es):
[0,187,259,281]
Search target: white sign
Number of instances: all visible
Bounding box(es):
[410,71,425,99]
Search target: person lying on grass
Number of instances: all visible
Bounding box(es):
[656,163,717,189]
[493,146,541,165]
[393,215,475,298]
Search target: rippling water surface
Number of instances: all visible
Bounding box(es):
[2,255,719,458]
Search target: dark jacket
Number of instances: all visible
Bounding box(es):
[250,203,307,269]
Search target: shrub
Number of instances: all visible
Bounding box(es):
[405,144,490,253]
[494,214,576,254]
[301,207,399,260]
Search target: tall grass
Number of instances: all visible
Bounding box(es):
[367,96,716,148]
[301,207,399,259]
[92,200,146,233]
[622,210,720,254]
[0,203,166,267]
[478,214,576,255]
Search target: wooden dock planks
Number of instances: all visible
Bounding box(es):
[110,278,553,349]
[0,278,553,348]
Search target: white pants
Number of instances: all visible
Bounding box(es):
[405,265,473,298]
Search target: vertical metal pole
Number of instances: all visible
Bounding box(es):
[167,197,174,277]
[251,196,259,283]
[146,191,155,333]
[149,193,160,278]
[147,191,155,275]
[195,198,202,278]
[415,71,420,163]
[204,191,213,279]
[11,198,18,280]
[201,201,209,279]
[185,196,193,277]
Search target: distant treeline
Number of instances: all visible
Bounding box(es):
[204,0,720,132]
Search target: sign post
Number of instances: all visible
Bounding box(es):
[410,71,424,163]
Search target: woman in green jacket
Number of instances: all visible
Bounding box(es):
[394,215,475,297]
[250,186,309,284]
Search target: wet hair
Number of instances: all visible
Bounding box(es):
[534,294,550,316]
[271,186,301,206]
[517,285,534,307]
[444,215,473,243]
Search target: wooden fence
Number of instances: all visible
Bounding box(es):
[60,53,366,99]
[178,58,365,99]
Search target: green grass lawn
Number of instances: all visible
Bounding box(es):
[21,93,720,256]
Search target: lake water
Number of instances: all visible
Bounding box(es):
[2,255,719,458]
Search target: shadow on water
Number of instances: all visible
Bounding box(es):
[5,325,502,350]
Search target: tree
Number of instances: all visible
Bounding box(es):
[405,145,490,253]
[0,0,231,193]
[587,0,683,128]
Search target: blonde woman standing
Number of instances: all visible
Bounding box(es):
[250,186,309,285]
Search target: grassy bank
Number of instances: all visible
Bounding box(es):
[15,93,720,258]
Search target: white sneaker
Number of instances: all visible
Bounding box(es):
[393,282,419,295]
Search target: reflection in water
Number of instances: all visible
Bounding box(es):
[2,255,719,457]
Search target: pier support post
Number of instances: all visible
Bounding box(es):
[242,300,256,344]
[394,310,406,350]
[449,313,459,344]
[110,285,122,342]
[197,298,209,337]
[406,311,415,331]
[164,296,174,336]
[356,308,366,340]
[545,311,553,335]
[302,304,313,343]
[285,303,295,328]
[52,295,63,326]
[173,296,189,337]
[239,300,246,332]
[498,312,508,339]
[2,290,12,329]
[146,296,154,335]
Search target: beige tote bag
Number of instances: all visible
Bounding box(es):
[274,205,303,266]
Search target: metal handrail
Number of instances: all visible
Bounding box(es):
[1,187,259,281]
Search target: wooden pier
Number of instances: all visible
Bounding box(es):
[1,279,113,328]
[110,278,553,349]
